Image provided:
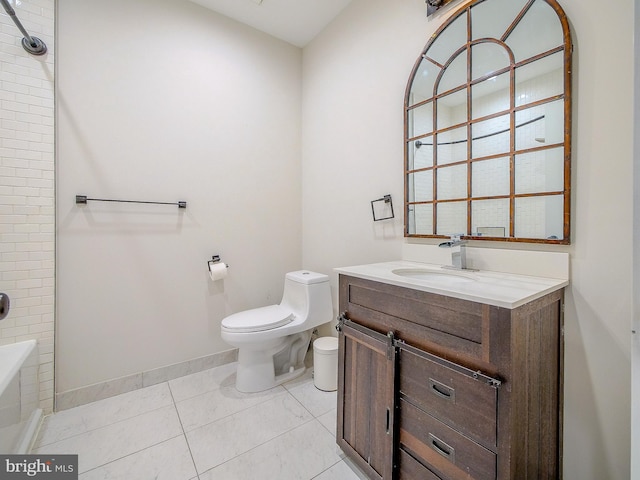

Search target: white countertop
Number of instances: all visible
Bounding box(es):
[335,260,569,309]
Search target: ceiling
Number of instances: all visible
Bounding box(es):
[188,0,354,47]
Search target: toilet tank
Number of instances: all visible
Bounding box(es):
[280,271,333,329]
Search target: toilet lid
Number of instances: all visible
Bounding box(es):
[221,305,295,333]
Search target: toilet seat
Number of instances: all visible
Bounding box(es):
[221,305,295,333]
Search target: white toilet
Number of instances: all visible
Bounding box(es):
[221,270,333,393]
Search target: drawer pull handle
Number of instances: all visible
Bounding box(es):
[386,407,390,434]
[429,378,455,402]
[429,433,455,462]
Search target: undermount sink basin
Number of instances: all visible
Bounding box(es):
[391,268,477,283]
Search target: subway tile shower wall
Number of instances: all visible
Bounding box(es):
[412,68,562,238]
[0,0,55,414]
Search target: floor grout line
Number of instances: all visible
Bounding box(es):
[197,416,322,479]
[73,433,186,479]
[309,458,347,480]
[34,402,177,450]
[168,381,201,480]
[189,389,319,476]
[177,386,291,436]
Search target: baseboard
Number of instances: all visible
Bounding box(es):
[55,348,238,411]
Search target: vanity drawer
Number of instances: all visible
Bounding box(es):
[341,276,490,361]
[398,448,443,480]
[399,399,496,480]
[399,347,498,449]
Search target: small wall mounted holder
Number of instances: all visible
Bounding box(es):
[207,255,229,281]
[76,195,187,209]
[371,194,394,222]
[208,255,229,269]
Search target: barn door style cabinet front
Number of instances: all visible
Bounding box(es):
[336,274,564,480]
[337,320,396,479]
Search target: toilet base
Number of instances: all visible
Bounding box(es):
[234,331,311,393]
[236,364,306,393]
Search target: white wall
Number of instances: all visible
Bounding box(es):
[302,0,634,478]
[302,0,416,275]
[56,0,302,393]
[561,1,633,478]
[0,0,55,414]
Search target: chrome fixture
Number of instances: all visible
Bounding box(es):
[0,293,10,321]
[76,195,187,209]
[371,194,394,221]
[0,0,47,56]
[439,234,476,271]
[426,0,452,16]
[207,255,229,270]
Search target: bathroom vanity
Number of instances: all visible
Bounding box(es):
[335,261,567,480]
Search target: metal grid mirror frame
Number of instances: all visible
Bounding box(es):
[403,0,572,244]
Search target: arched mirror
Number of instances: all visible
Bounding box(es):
[404,0,572,244]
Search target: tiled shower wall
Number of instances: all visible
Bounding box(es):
[0,0,55,413]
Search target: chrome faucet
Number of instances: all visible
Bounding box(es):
[439,234,471,270]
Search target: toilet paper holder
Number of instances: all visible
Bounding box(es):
[208,255,229,270]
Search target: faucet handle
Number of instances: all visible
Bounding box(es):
[450,234,468,246]
[438,234,466,248]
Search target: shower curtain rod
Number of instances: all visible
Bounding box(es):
[0,0,47,56]
[415,115,546,148]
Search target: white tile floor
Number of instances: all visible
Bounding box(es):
[32,362,366,480]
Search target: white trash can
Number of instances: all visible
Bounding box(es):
[313,337,339,391]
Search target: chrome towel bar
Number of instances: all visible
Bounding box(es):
[75,195,187,209]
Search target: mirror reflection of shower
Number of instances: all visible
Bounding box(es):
[404,0,572,243]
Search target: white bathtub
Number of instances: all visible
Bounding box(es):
[0,340,42,454]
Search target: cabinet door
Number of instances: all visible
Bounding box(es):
[337,320,396,480]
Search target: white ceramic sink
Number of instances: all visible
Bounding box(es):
[391,268,476,283]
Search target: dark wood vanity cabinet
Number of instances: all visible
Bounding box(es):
[336,275,564,480]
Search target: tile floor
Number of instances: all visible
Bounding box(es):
[32,361,367,480]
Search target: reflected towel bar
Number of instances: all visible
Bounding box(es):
[75,195,187,209]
